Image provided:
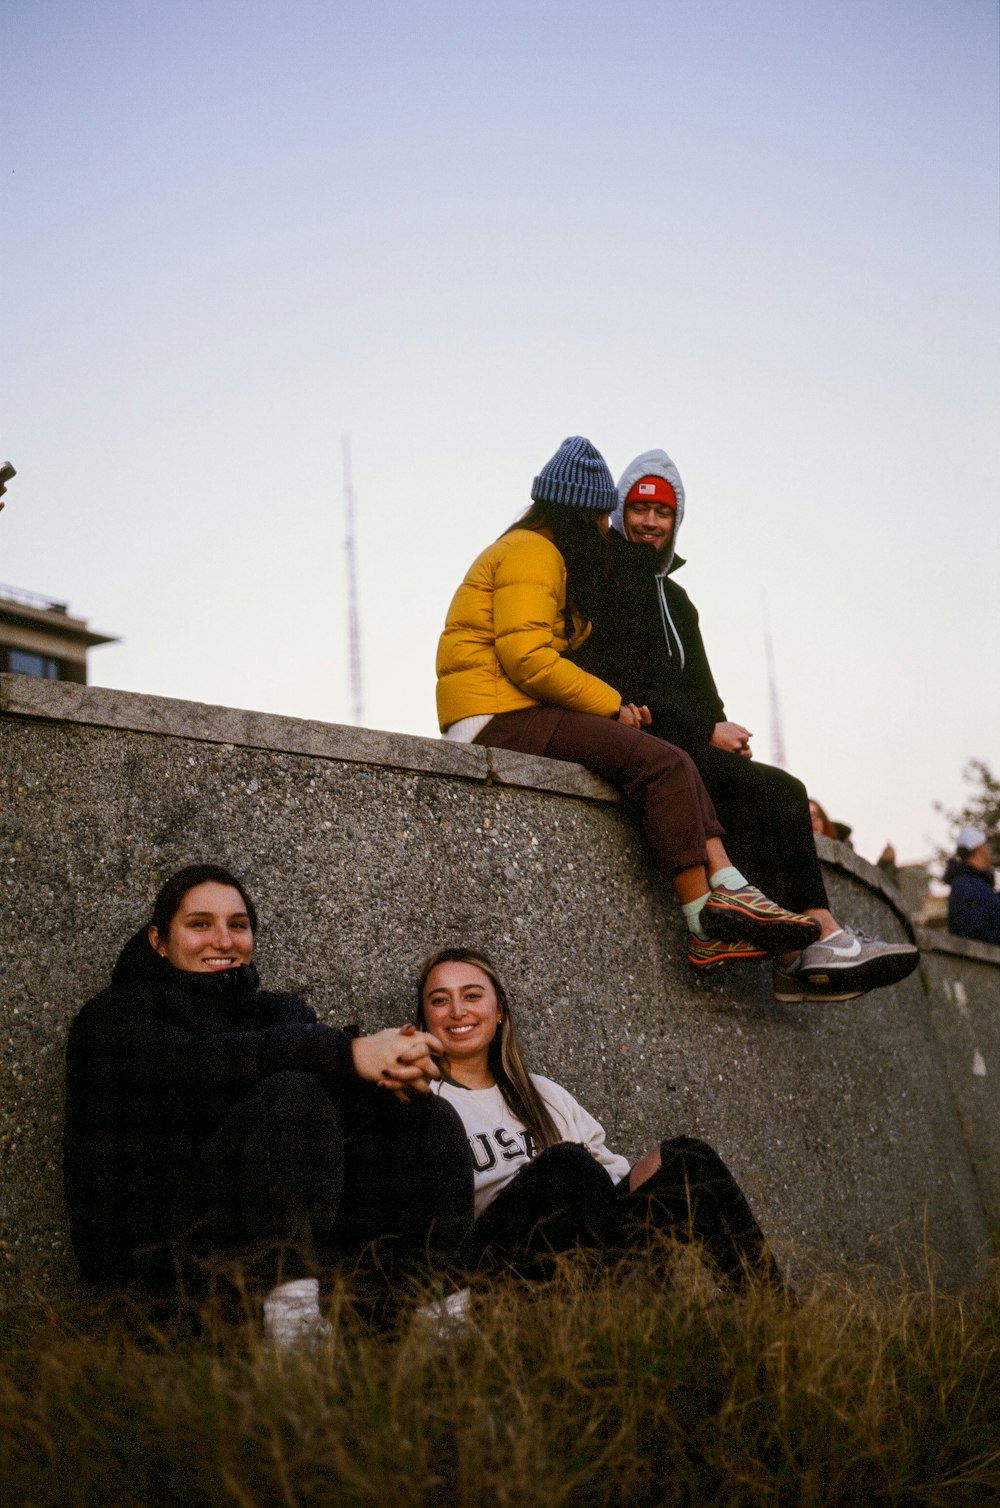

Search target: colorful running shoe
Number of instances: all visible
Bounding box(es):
[703,885,822,955]
[793,925,919,995]
[688,933,769,970]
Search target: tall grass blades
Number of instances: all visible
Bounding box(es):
[2,1255,1000,1507]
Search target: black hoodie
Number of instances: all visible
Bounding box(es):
[63,929,357,1285]
[572,529,725,752]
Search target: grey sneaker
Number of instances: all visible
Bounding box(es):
[792,925,919,996]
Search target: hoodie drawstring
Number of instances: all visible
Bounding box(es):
[655,577,686,670]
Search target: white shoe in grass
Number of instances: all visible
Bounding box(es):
[263,1277,332,1356]
[413,1286,472,1338]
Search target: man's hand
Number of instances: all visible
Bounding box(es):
[351,1024,444,1099]
[617,703,652,728]
[711,721,753,758]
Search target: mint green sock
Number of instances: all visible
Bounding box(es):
[682,893,711,939]
[710,866,749,892]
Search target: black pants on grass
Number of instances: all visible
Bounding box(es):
[155,1070,474,1295]
[465,1137,778,1290]
[616,1135,782,1290]
[464,1143,620,1279]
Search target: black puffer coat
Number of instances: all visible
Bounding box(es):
[63,929,357,1285]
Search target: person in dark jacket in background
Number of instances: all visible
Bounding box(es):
[945,828,1000,947]
[573,447,919,1005]
[63,863,473,1348]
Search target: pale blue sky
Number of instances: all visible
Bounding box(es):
[3,0,998,865]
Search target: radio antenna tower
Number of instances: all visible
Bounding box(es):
[342,435,365,726]
[762,595,786,769]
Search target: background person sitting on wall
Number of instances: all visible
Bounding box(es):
[944,828,1000,947]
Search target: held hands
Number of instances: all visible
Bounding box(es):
[711,721,753,758]
[616,703,652,729]
[351,1023,444,1101]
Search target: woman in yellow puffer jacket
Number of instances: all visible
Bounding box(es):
[435,436,822,972]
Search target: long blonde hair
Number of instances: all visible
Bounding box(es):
[416,948,560,1153]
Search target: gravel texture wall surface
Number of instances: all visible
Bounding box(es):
[0,676,993,1300]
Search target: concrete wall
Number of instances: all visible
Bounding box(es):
[917,927,1000,1238]
[1,674,995,1300]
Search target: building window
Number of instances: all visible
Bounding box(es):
[5,649,61,679]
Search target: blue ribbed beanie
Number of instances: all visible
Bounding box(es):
[530,436,617,512]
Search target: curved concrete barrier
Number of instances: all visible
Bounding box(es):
[0,674,994,1299]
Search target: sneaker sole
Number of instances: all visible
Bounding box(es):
[798,948,919,996]
[689,947,769,971]
[704,904,821,956]
[773,981,865,1004]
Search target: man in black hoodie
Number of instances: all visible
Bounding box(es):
[574,448,920,1006]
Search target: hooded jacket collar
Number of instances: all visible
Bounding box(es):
[111,925,261,999]
[612,448,686,580]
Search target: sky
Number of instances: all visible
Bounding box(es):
[2,0,998,868]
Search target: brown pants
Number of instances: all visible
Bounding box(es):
[475,707,724,878]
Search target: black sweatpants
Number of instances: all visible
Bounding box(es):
[465,1137,779,1290]
[463,1143,620,1279]
[163,1070,474,1293]
[616,1135,782,1290]
[694,747,829,914]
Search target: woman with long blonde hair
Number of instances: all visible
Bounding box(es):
[417,947,781,1288]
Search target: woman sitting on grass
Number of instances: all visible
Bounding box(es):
[417,947,782,1289]
[63,863,473,1349]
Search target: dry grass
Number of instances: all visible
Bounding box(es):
[3,1251,1000,1507]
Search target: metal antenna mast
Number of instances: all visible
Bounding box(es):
[342,435,364,726]
[762,596,786,769]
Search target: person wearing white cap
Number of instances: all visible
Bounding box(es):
[944,829,1000,946]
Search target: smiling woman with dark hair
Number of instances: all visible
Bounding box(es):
[63,864,473,1348]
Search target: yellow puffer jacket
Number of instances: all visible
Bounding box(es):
[436,527,621,731]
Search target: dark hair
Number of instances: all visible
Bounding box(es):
[149,864,258,941]
[505,498,611,623]
[416,947,560,1153]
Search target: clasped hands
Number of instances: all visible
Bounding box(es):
[350,1023,444,1101]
